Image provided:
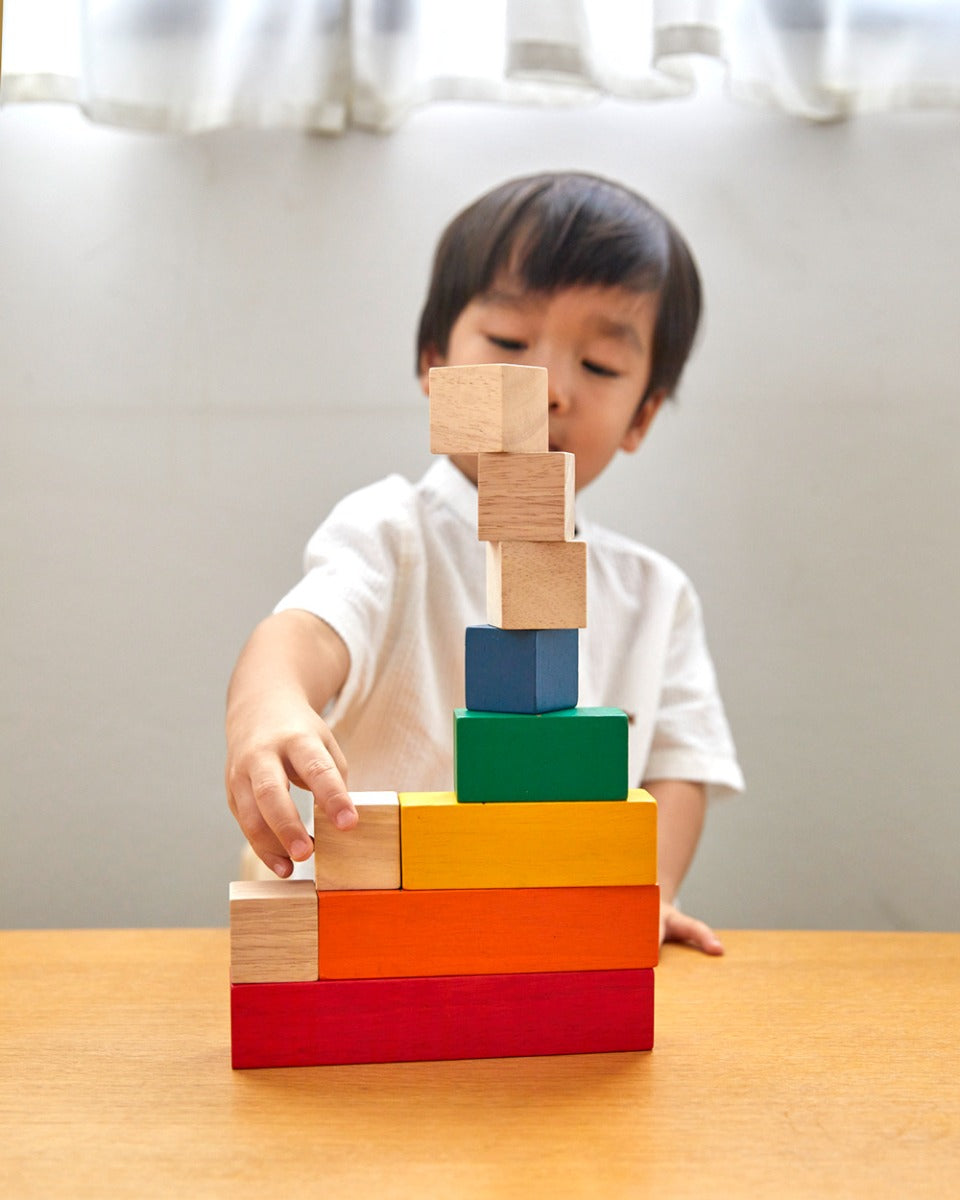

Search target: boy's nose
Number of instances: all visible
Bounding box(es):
[547,372,573,414]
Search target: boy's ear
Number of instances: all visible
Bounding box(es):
[621,388,667,454]
[418,345,445,395]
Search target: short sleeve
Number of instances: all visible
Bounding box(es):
[273,475,413,723]
[642,582,745,801]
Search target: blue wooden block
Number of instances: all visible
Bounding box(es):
[464,625,578,714]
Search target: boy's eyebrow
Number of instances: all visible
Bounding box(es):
[478,290,648,353]
[590,316,645,352]
[478,288,530,310]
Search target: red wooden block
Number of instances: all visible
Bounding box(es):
[231,969,654,1068]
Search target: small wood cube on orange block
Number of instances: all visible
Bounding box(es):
[314,791,400,891]
[477,451,575,542]
[487,540,587,629]
[429,364,548,454]
[229,880,318,984]
[318,885,659,979]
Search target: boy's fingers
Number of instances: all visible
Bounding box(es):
[244,761,314,861]
[227,775,298,876]
[688,922,724,955]
[666,909,724,956]
[287,738,358,831]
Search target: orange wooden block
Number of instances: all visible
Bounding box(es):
[318,885,659,979]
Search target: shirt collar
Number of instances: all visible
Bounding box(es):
[421,457,479,528]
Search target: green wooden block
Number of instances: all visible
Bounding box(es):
[453,707,628,803]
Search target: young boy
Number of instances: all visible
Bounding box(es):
[225,172,743,955]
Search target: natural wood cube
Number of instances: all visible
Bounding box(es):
[429,364,548,454]
[486,539,587,629]
[229,879,318,984]
[314,791,400,891]
[477,452,575,542]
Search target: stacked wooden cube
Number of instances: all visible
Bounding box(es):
[229,364,659,1069]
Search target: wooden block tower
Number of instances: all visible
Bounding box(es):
[229,363,659,1069]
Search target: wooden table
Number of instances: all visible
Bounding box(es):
[1,930,957,1198]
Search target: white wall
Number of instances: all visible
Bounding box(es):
[2,89,958,930]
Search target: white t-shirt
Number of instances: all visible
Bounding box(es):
[276,457,744,801]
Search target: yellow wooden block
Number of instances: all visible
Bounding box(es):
[229,880,318,984]
[398,790,657,889]
[429,364,548,454]
[314,791,400,891]
[477,452,575,542]
[486,540,587,629]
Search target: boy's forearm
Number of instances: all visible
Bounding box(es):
[227,609,349,722]
[641,778,707,904]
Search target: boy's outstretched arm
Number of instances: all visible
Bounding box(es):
[225,609,357,877]
[642,778,724,956]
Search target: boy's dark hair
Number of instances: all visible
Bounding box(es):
[416,172,702,404]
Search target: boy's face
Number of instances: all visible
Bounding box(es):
[419,280,665,492]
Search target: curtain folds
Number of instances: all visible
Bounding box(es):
[2,1,959,131]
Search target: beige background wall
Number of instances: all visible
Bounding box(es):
[2,88,958,930]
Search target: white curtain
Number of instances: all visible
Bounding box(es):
[2,1,959,131]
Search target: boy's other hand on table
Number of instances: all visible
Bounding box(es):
[661,900,725,956]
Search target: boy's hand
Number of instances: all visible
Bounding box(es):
[643,779,722,956]
[226,701,357,878]
[226,611,356,877]
[660,899,724,956]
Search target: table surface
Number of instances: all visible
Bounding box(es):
[1,929,958,1199]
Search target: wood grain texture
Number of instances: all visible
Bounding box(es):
[3,930,959,1198]
[228,879,318,983]
[429,364,548,454]
[477,451,575,541]
[486,539,587,629]
[318,885,660,978]
[398,790,657,889]
[453,706,628,802]
[231,969,654,1068]
[314,790,400,891]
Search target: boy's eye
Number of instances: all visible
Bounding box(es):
[487,335,527,352]
[583,359,620,378]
